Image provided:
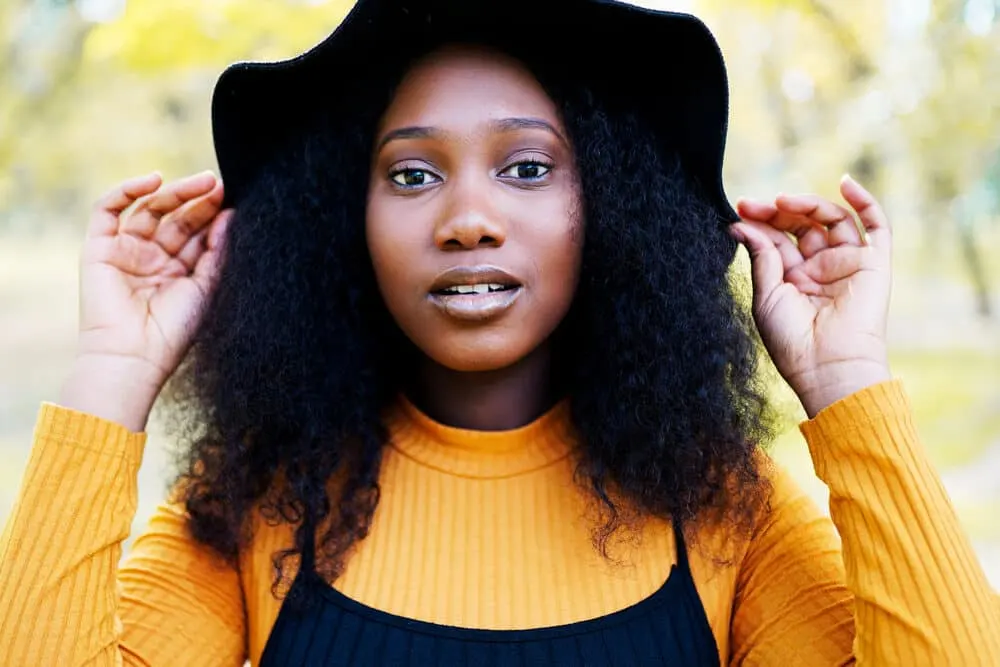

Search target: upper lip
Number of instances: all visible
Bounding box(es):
[429,265,522,293]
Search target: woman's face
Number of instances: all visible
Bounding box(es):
[366,45,583,373]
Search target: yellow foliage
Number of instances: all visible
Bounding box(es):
[83,0,355,71]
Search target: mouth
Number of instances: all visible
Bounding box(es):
[428,266,524,321]
[433,283,518,296]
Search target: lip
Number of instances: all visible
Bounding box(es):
[429,265,522,293]
[428,265,523,322]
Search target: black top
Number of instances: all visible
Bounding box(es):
[259,522,719,666]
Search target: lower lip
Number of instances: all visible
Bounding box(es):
[428,287,522,321]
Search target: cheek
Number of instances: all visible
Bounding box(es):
[504,226,582,352]
[530,198,584,305]
[365,202,420,313]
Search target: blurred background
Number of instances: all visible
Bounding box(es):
[0,0,997,585]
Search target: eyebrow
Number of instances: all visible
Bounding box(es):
[376,117,567,152]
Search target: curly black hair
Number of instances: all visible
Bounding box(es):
[168,41,776,596]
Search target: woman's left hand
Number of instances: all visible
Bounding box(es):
[730,175,893,418]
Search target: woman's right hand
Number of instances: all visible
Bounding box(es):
[59,171,232,431]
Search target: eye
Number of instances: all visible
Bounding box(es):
[389,168,441,189]
[499,160,552,181]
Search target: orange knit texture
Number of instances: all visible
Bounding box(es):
[0,381,997,665]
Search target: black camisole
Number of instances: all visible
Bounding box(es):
[259,521,720,666]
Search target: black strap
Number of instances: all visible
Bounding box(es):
[671,518,690,573]
[282,512,322,612]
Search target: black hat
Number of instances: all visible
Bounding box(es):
[211,0,737,224]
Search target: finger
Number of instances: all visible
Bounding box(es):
[741,195,832,258]
[153,181,225,255]
[793,246,872,285]
[776,193,863,247]
[206,209,234,252]
[736,197,779,223]
[170,208,232,275]
[729,222,785,300]
[756,202,837,259]
[734,220,805,270]
[841,174,892,249]
[797,225,830,259]
[191,243,225,298]
[174,228,209,273]
[87,172,162,238]
[189,210,233,292]
[121,170,218,238]
[749,205,821,239]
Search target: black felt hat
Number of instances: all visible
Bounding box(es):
[211,0,737,223]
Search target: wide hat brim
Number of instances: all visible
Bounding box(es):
[211,0,737,224]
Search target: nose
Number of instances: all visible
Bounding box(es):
[433,175,506,250]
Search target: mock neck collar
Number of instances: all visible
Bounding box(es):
[385,396,576,479]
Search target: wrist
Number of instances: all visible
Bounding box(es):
[794,360,893,419]
[59,354,165,432]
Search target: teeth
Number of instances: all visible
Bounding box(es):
[442,283,510,295]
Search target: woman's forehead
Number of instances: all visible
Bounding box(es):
[378,45,562,133]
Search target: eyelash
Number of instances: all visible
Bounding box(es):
[387,157,555,190]
[388,166,441,189]
[499,158,554,183]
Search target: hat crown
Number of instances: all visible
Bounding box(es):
[211,0,736,226]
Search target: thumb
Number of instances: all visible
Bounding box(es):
[192,210,232,295]
[730,222,784,304]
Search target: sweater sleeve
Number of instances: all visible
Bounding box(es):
[729,380,1000,666]
[0,404,247,666]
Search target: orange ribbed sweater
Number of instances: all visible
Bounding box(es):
[0,381,997,665]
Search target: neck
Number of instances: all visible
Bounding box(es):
[407,344,556,431]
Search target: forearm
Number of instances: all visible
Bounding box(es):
[0,404,146,665]
[802,381,1000,665]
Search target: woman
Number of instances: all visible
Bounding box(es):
[0,1,997,665]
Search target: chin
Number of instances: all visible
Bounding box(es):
[415,329,534,374]
[429,347,528,374]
